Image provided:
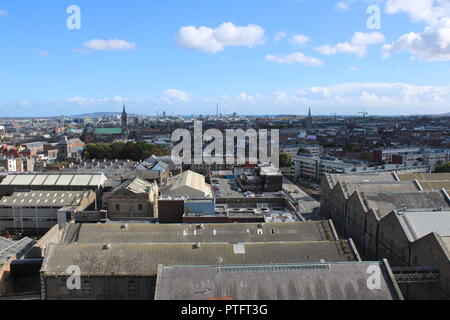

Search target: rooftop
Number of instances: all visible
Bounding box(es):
[398,173,450,193]
[363,190,450,220]
[154,261,402,300]
[0,237,35,267]
[42,240,359,277]
[396,210,450,242]
[0,190,94,207]
[112,178,152,194]
[61,221,338,244]
[0,173,106,188]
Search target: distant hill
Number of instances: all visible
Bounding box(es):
[69,112,123,119]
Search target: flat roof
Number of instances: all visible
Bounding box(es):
[42,241,359,277]
[155,261,402,300]
[61,221,338,244]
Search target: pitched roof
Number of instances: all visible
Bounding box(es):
[0,173,106,187]
[161,170,211,198]
[61,221,338,244]
[112,178,151,195]
[363,191,450,220]
[155,261,403,300]
[396,210,450,242]
[41,241,359,277]
[0,237,35,266]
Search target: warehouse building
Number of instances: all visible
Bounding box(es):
[41,240,361,300]
[0,173,107,203]
[155,261,403,300]
[346,190,450,260]
[378,210,450,299]
[60,221,340,244]
[0,190,96,234]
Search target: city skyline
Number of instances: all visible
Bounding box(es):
[1,0,450,117]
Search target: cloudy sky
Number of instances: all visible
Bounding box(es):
[1,0,450,117]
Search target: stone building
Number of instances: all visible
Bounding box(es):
[103,178,158,220]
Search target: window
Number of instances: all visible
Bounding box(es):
[83,279,92,296]
[116,204,120,211]
[138,204,143,211]
[128,279,137,296]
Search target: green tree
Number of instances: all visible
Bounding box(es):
[298,148,311,155]
[436,162,450,173]
[279,153,293,168]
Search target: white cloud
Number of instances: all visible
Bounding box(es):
[385,0,450,25]
[289,34,310,45]
[163,89,191,102]
[0,9,7,16]
[274,31,287,41]
[335,0,357,11]
[265,52,324,66]
[383,1,450,61]
[36,51,51,58]
[176,22,266,54]
[9,82,450,117]
[316,32,385,57]
[82,39,136,52]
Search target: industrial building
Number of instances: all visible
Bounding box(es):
[60,221,340,244]
[0,173,107,202]
[321,172,450,299]
[155,261,403,300]
[0,190,96,234]
[41,240,361,300]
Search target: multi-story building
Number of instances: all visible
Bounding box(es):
[294,154,430,182]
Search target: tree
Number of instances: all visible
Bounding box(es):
[436,162,450,173]
[279,153,293,168]
[82,141,169,161]
[298,148,311,155]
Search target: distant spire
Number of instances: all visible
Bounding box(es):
[123,104,126,113]
[308,108,312,117]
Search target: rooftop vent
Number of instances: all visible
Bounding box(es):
[121,223,128,230]
[103,243,111,250]
[193,243,201,249]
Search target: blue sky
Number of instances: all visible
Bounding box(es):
[0,0,450,117]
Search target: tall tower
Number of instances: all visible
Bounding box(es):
[121,104,128,134]
[306,108,313,129]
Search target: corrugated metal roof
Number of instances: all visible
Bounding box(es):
[397,211,450,242]
[0,190,93,208]
[0,173,106,187]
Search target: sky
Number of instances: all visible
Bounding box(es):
[0,0,450,117]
